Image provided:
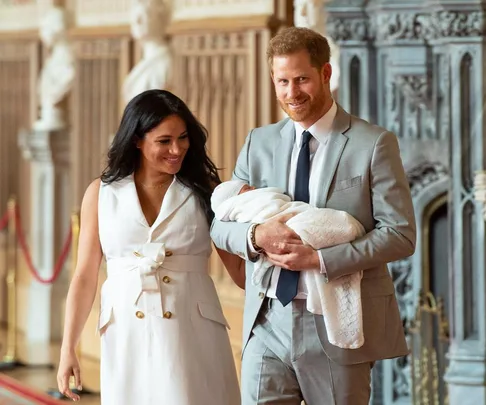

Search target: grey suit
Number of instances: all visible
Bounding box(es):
[211,106,416,404]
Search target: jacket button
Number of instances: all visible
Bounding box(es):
[135,311,145,319]
[165,250,173,257]
[258,292,265,299]
[163,311,173,319]
[162,276,171,284]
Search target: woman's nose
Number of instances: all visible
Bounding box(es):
[169,141,183,155]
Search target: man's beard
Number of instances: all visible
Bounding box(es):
[278,91,327,123]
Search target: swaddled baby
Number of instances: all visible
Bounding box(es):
[211,179,367,349]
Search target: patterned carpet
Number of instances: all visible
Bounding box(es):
[0,374,64,404]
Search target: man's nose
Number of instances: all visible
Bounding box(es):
[287,82,300,99]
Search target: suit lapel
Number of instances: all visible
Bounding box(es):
[316,106,351,208]
[273,119,295,193]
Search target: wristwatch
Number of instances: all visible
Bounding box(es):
[249,223,264,253]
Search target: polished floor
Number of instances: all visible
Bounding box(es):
[0,327,101,404]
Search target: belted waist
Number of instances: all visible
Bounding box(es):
[106,254,207,275]
[100,243,210,322]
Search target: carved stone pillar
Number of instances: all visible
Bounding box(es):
[17,129,70,361]
[440,3,486,404]
[326,1,375,123]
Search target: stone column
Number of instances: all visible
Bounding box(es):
[17,129,70,362]
[13,3,74,363]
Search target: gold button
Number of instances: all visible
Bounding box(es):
[163,311,172,319]
[258,292,265,299]
[133,251,142,257]
[135,311,145,319]
[165,250,173,257]
[162,276,171,284]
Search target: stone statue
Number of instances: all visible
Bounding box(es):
[123,0,172,104]
[34,6,75,131]
[294,0,340,93]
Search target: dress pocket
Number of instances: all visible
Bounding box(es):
[197,302,230,329]
[97,306,113,336]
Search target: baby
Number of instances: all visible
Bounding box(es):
[211,180,366,349]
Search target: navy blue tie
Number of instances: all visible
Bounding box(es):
[276,130,312,306]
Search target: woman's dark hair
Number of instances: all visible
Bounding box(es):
[101,89,221,224]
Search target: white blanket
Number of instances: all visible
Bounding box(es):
[213,186,366,349]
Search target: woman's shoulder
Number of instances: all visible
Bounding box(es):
[80,178,101,211]
[100,174,133,189]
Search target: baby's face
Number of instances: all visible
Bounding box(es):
[238,184,255,195]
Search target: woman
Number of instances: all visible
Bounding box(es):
[57,90,243,404]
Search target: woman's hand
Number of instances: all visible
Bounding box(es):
[57,348,82,401]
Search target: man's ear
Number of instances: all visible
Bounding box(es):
[321,62,332,84]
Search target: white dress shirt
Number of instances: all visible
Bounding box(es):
[247,101,338,299]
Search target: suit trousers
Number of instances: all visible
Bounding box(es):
[241,298,373,405]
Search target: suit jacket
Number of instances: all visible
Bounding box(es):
[210,105,416,365]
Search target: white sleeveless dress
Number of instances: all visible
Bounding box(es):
[97,174,240,405]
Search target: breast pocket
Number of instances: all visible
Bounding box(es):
[327,175,363,208]
[332,175,362,192]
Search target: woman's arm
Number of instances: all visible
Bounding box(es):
[61,178,103,351]
[57,179,103,399]
[216,248,245,289]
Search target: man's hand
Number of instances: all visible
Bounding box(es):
[255,213,320,271]
[254,213,302,254]
[265,245,320,271]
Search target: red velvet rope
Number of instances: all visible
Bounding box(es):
[13,206,72,285]
[0,210,8,231]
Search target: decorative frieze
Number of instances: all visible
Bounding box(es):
[326,17,371,42]
[328,10,486,43]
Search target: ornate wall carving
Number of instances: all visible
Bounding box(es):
[328,10,486,44]
[326,17,371,42]
[325,2,485,404]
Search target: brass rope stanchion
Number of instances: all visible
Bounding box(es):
[0,196,24,370]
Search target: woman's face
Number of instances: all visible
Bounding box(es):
[136,114,190,175]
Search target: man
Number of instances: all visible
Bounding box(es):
[210,27,416,405]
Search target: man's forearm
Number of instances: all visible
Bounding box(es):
[319,225,415,281]
[210,219,253,260]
